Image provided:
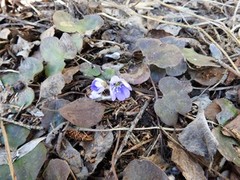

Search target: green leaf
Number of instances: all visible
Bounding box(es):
[182,48,220,67]
[40,37,65,63]
[79,62,101,77]
[19,57,43,82]
[75,14,104,35]
[13,87,34,108]
[53,11,77,33]
[102,68,115,80]
[71,33,83,52]
[0,143,47,180]
[53,11,104,35]
[1,73,20,86]
[0,124,30,150]
[45,61,66,77]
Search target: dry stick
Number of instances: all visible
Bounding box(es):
[120,138,152,157]
[76,126,183,132]
[113,100,150,165]
[110,131,121,180]
[0,14,49,29]
[0,117,44,130]
[1,121,17,180]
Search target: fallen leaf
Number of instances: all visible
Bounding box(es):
[209,43,223,60]
[204,100,221,121]
[222,114,240,141]
[212,127,240,166]
[13,87,35,109]
[168,141,206,180]
[0,28,11,40]
[215,98,239,125]
[59,98,105,128]
[178,108,218,160]
[39,73,65,99]
[58,139,88,179]
[12,36,40,58]
[225,57,240,85]
[15,137,46,160]
[81,127,113,173]
[62,66,80,84]
[0,143,47,180]
[122,159,168,180]
[40,26,55,40]
[43,159,71,180]
[160,36,201,49]
[40,99,69,130]
[157,24,181,36]
[182,48,220,67]
[154,77,192,126]
[189,67,225,86]
[137,38,184,68]
[120,63,150,85]
[0,124,30,151]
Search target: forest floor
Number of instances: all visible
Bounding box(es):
[1,0,240,180]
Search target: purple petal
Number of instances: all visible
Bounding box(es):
[115,90,126,101]
[122,86,130,98]
[121,79,132,91]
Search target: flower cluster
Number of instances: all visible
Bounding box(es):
[89,76,132,101]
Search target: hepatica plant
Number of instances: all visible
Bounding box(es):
[90,76,132,101]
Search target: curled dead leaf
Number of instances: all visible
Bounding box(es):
[120,63,150,85]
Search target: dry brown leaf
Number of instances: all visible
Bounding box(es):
[120,63,150,85]
[58,139,88,179]
[62,66,80,84]
[189,67,225,86]
[39,73,65,99]
[222,114,240,141]
[43,159,71,180]
[122,159,168,180]
[59,98,105,128]
[81,126,113,174]
[178,108,218,160]
[204,100,221,121]
[168,141,206,180]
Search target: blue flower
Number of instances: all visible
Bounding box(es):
[90,78,107,93]
[109,76,132,101]
[89,78,107,99]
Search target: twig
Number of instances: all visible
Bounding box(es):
[0,14,49,29]
[76,126,183,132]
[113,100,150,165]
[1,121,17,180]
[0,117,44,130]
[110,131,121,180]
[120,138,152,157]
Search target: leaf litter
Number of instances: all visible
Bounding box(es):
[1,0,240,179]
